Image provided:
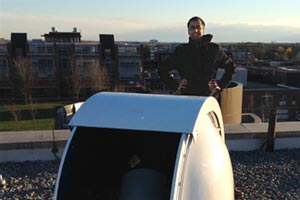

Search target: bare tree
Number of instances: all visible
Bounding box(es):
[91,63,110,92]
[71,58,111,100]
[112,83,126,92]
[28,96,38,128]
[71,63,85,101]
[12,58,32,104]
[4,103,21,130]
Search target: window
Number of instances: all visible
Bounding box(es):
[261,95,273,106]
[0,58,9,80]
[29,43,54,54]
[0,44,8,54]
[118,46,138,56]
[46,44,54,54]
[37,46,46,54]
[276,109,288,120]
[279,95,287,106]
[58,44,72,56]
[75,45,98,55]
[31,58,54,79]
[119,62,141,80]
[75,58,98,78]
[292,96,296,105]
[75,58,98,67]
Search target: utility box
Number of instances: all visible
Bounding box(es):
[54,92,234,200]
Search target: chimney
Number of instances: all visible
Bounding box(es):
[51,27,56,32]
[73,27,77,32]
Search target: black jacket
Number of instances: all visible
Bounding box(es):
[159,34,237,96]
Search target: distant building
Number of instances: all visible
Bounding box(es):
[0,39,10,98]
[247,63,300,88]
[42,27,81,43]
[149,39,158,43]
[0,30,145,99]
[116,43,144,91]
[243,81,300,122]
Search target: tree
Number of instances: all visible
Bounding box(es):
[71,58,110,101]
[4,103,21,130]
[250,45,267,60]
[292,50,300,61]
[112,83,126,92]
[71,63,84,101]
[12,58,32,104]
[91,63,110,92]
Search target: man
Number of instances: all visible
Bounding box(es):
[159,16,236,98]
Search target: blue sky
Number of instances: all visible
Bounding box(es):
[1,0,300,43]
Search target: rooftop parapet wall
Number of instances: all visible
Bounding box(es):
[0,122,299,151]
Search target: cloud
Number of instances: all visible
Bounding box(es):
[208,23,300,43]
[114,23,300,43]
[0,12,176,40]
[1,12,300,43]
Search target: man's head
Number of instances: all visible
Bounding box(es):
[187,16,205,40]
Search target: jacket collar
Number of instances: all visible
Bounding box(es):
[188,34,213,47]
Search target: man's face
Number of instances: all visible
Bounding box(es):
[188,20,204,40]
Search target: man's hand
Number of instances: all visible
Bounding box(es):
[208,79,221,96]
[176,79,188,94]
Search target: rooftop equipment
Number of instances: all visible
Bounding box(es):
[54,92,234,200]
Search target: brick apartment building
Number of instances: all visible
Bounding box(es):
[242,62,300,121]
[0,28,144,99]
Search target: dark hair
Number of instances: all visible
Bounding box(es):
[187,16,205,28]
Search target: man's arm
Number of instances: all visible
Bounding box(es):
[216,50,237,90]
[158,52,181,91]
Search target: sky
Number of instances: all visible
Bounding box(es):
[1,0,300,43]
